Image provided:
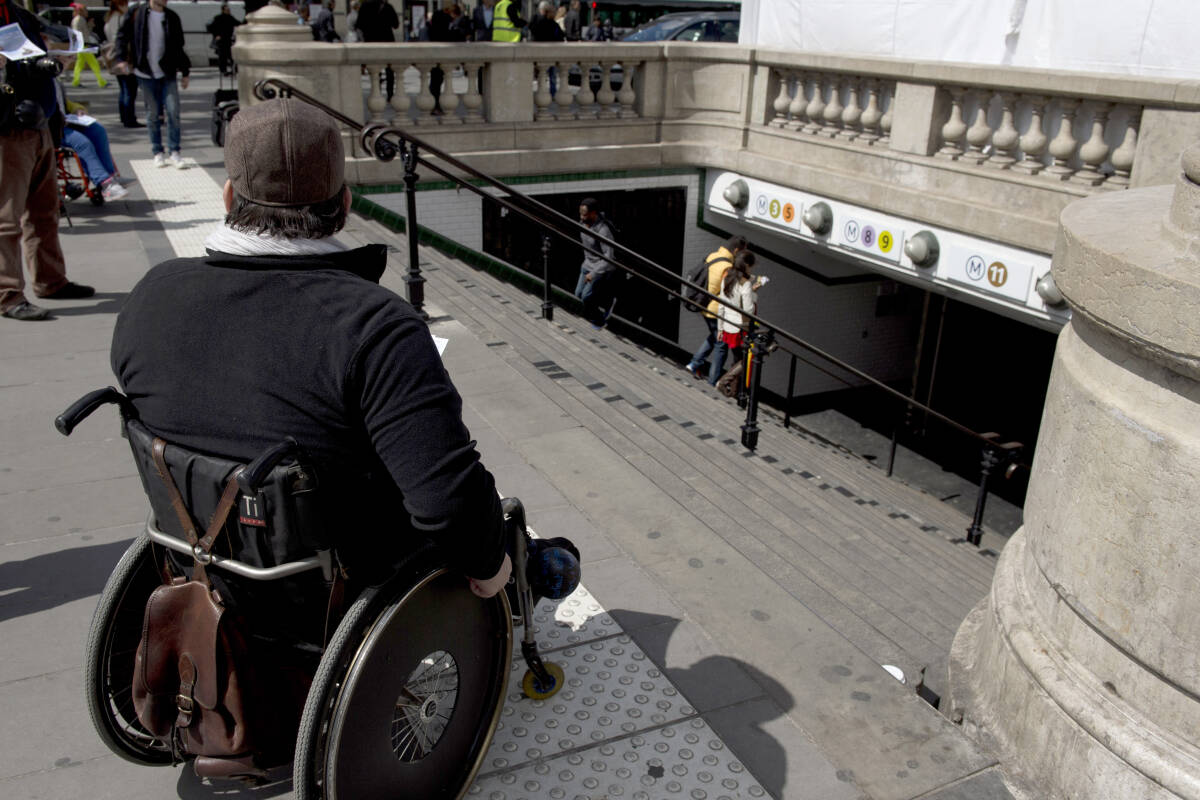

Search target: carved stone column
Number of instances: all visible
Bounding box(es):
[1107,108,1140,188]
[822,75,844,137]
[439,63,461,122]
[461,63,484,123]
[938,86,967,158]
[803,75,828,135]
[1073,103,1112,186]
[963,91,993,165]
[950,144,1200,800]
[1046,98,1080,179]
[771,69,791,127]
[534,62,554,120]
[787,72,809,131]
[986,92,1018,168]
[595,62,616,119]
[858,80,881,144]
[1014,95,1048,174]
[839,79,862,140]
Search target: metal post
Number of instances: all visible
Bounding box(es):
[402,142,427,320]
[740,327,774,451]
[783,354,797,429]
[540,234,554,321]
[887,405,902,477]
[966,445,999,546]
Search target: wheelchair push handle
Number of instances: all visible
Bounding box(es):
[55,387,134,436]
[237,436,300,494]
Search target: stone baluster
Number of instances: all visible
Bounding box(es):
[595,62,617,118]
[366,65,387,123]
[963,91,993,164]
[462,62,484,123]
[987,92,1019,168]
[617,61,638,118]
[787,72,809,131]
[556,60,574,118]
[438,62,461,123]
[938,86,967,158]
[534,62,554,120]
[1014,95,1048,174]
[822,75,845,136]
[858,80,882,144]
[413,63,437,124]
[1046,98,1080,179]
[839,78,863,140]
[575,62,597,119]
[388,64,409,119]
[1073,103,1112,186]
[877,84,893,146]
[803,74,828,135]
[1106,107,1139,188]
[771,69,792,127]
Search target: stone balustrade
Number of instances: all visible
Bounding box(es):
[233,8,1200,255]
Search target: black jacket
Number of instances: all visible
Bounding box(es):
[355,0,399,42]
[0,3,59,122]
[115,3,190,79]
[111,245,506,580]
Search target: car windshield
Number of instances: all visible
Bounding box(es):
[622,16,696,42]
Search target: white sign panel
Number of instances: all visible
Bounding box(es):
[750,190,802,232]
[942,244,1035,304]
[836,215,904,264]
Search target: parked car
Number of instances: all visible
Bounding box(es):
[620,11,739,43]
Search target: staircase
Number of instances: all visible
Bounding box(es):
[348,217,1008,705]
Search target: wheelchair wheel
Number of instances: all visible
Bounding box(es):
[83,534,173,765]
[294,556,511,800]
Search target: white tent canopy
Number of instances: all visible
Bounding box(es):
[738,0,1200,79]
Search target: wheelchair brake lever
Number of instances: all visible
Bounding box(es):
[55,387,132,436]
[238,436,300,494]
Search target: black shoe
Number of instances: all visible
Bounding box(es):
[124,120,146,128]
[63,182,85,200]
[39,281,95,300]
[1,301,50,320]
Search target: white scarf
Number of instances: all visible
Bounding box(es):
[204,223,350,257]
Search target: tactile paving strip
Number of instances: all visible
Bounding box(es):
[485,635,695,770]
[130,158,225,258]
[529,585,621,649]
[471,717,766,800]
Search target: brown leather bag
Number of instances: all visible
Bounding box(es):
[132,439,264,763]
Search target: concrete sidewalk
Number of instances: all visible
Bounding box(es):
[0,70,1010,800]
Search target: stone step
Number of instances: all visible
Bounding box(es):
[415,252,994,689]
[419,249,1000,590]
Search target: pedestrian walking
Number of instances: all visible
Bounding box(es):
[114,0,192,169]
[104,0,142,126]
[684,236,747,383]
[575,197,617,329]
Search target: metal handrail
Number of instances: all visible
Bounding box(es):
[252,79,1022,540]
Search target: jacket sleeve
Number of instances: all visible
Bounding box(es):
[350,315,506,581]
[174,15,190,76]
[508,5,526,27]
[589,221,616,276]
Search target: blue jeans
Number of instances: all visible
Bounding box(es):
[117,74,139,125]
[137,76,181,155]
[63,124,116,186]
[574,266,591,300]
[687,316,725,383]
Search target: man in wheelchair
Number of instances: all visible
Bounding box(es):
[65,97,578,796]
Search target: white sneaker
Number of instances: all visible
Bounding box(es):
[168,151,187,169]
[153,152,167,168]
[101,179,129,201]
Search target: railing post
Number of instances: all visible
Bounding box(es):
[402,142,427,320]
[966,437,1021,545]
[783,353,797,429]
[740,327,774,451]
[541,234,554,321]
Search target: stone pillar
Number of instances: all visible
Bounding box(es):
[949,144,1200,800]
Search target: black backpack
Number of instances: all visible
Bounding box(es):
[683,252,730,312]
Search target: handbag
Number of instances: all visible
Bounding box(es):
[132,438,266,767]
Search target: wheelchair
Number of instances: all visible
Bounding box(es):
[58,387,571,798]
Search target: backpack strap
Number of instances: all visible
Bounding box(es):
[151,438,242,584]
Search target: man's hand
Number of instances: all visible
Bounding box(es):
[469,553,512,599]
[584,272,593,283]
[180,75,189,90]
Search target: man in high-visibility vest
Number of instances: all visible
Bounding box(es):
[491,0,526,41]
